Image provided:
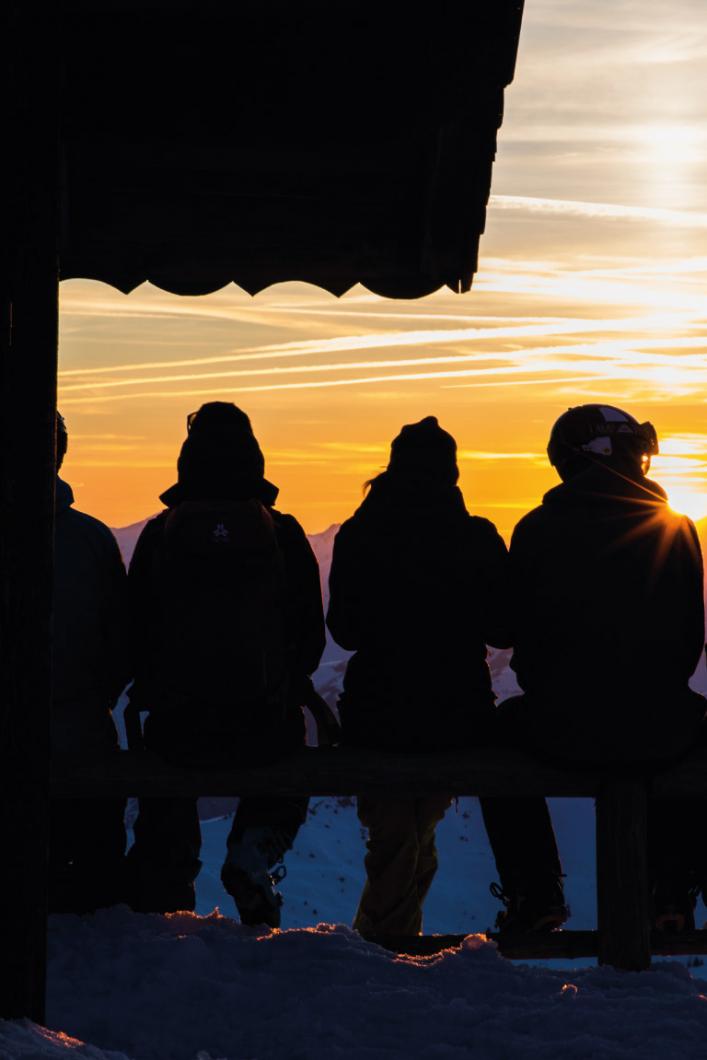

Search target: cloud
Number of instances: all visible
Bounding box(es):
[60,313,703,392]
[489,195,707,230]
[458,450,544,462]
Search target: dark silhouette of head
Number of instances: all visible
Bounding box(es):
[177,402,265,491]
[547,404,658,482]
[387,415,459,485]
[56,411,68,471]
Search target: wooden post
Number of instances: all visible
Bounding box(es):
[1,4,59,1022]
[596,779,651,971]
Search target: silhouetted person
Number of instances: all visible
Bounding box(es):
[327,416,509,937]
[484,404,705,933]
[126,402,325,925]
[51,412,129,912]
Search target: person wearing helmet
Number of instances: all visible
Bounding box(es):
[327,416,509,938]
[126,402,326,926]
[51,412,130,912]
[484,404,705,934]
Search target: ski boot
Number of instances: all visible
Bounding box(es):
[221,826,290,929]
[490,878,569,935]
[652,883,697,934]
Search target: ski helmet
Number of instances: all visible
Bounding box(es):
[56,411,68,470]
[547,404,658,477]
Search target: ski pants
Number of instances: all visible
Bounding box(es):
[481,695,707,900]
[126,712,309,913]
[354,794,452,937]
[127,795,309,914]
[49,797,127,914]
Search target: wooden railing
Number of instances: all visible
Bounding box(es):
[51,744,707,972]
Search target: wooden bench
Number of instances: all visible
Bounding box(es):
[51,744,707,972]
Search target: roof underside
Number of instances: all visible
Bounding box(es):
[58,1,524,298]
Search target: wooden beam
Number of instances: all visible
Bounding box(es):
[596,780,651,971]
[52,747,603,799]
[1,3,59,1023]
[51,745,707,800]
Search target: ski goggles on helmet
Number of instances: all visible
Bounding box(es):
[580,419,658,458]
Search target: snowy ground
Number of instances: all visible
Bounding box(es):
[6,911,705,1060]
[8,796,699,1060]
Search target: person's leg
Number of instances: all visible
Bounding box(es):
[228,796,309,859]
[49,797,127,913]
[221,797,309,927]
[354,797,429,937]
[480,696,566,931]
[480,795,562,894]
[414,795,453,910]
[127,797,202,913]
[649,798,700,931]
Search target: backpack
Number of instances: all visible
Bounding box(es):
[152,499,288,731]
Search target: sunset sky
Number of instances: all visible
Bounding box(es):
[58,0,707,536]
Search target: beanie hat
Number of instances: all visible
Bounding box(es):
[177,402,265,488]
[388,416,458,484]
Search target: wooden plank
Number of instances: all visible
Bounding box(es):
[652,753,707,799]
[596,780,651,971]
[51,745,707,801]
[51,747,603,799]
[1,3,59,1023]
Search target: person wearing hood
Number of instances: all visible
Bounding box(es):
[484,404,706,935]
[327,416,509,938]
[126,403,325,925]
[52,412,129,912]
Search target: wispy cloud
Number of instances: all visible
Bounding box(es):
[459,451,544,462]
[490,195,707,230]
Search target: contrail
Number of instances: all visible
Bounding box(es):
[490,195,707,229]
[58,314,680,381]
[59,371,617,406]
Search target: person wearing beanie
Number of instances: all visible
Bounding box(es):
[327,416,510,938]
[51,411,130,912]
[126,403,326,926]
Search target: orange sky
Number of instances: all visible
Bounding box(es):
[58,0,707,536]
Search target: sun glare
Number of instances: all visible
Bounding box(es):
[653,436,707,523]
[666,488,707,524]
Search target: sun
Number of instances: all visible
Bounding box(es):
[652,437,707,524]
[665,487,707,524]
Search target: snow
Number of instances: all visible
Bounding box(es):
[0,910,696,1060]
[4,796,694,1059]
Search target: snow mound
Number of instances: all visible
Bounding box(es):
[24,907,707,1060]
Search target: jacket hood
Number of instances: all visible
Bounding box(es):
[354,469,468,522]
[159,474,279,508]
[55,476,75,513]
[542,463,668,509]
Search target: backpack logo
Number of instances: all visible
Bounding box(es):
[212,522,230,543]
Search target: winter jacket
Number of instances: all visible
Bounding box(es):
[128,474,325,753]
[327,471,509,751]
[53,478,129,755]
[507,463,705,762]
